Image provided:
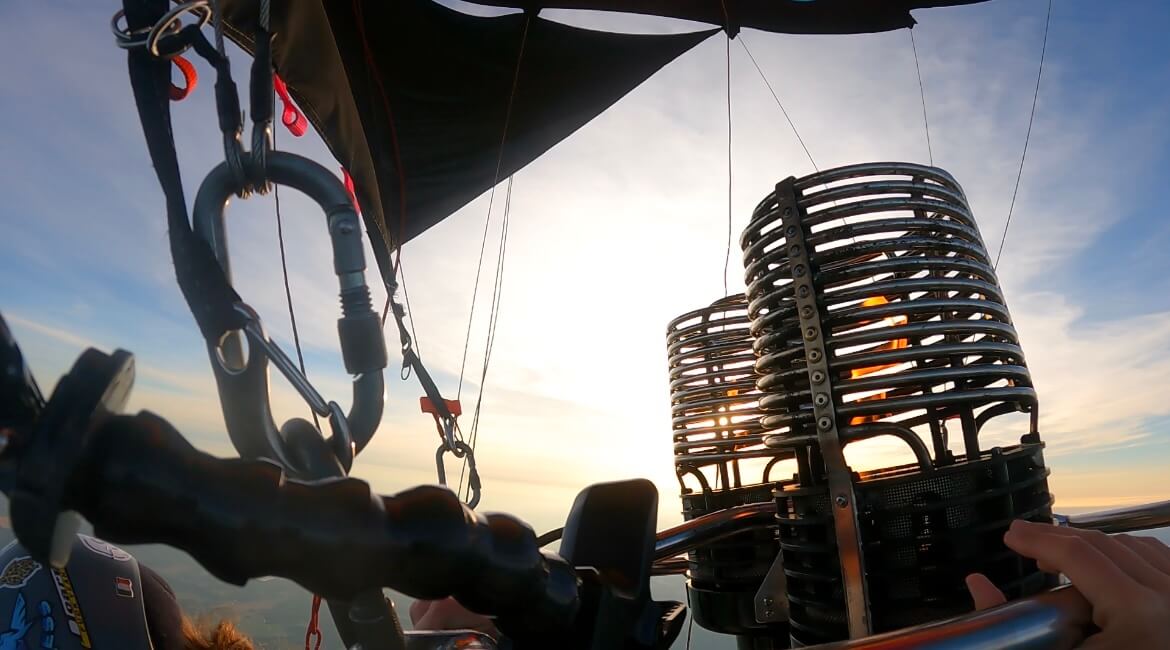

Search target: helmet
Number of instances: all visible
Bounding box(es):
[0,534,184,649]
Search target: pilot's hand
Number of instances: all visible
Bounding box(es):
[966,519,1170,648]
[409,597,500,640]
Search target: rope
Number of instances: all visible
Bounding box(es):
[272,125,319,429]
[910,28,934,166]
[458,14,531,401]
[995,0,1053,270]
[739,36,818,172]
[460,175,513,499]
[723,33,733,297]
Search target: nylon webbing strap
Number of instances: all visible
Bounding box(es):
[123,0,245,343]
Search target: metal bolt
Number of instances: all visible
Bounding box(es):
[814,393,829,407]
[811,370,825,384]
[808,349,822,362]
[801,306,814,319]
[818,416,833,430]
[835,495,849,508]
[763,597,774,607]
[785,225,797,237]
[783,207,792,217]
[804,327,818,341]
[798,286,810,298]
[336,220,355,235]
[789,244,801,257]
[793,264,806,277]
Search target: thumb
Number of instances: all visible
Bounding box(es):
[965,573,1007,610]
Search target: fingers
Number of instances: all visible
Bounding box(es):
[965,573,1007,610]
[1115,534,1170,576]
[1004,521,1146,616]
[1008,522,1170,592]
[414,597,500,638]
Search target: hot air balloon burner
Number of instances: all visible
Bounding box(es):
[740,162,1056,645]
[668,294,794,646]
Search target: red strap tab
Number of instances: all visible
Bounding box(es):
[168,55,197,102]
[342,167,362,215]
[274,74,308,136]
[421,396,462,418]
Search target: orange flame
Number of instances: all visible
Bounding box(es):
[849,296,908,424]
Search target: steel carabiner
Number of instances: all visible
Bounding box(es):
[435,441,481,509]
[191,150,387,479]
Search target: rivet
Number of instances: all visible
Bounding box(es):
[801,306,814,319]
[793,264,806,277]
[763,597,774,607]
[785,225,797,237]
[804,327,818,341]
[818,416,833,430]
[811,371,825,384]
[789,244,801,257]
[814,393,829,407]
[798,286,811,298]
[835,495,849,508]
[783,207,792,217]
[808,350,823,362]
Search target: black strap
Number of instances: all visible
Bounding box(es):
[123,0,246,343]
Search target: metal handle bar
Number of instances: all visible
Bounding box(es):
[191,151,387,477]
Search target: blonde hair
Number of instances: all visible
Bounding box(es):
[181,616,255,650]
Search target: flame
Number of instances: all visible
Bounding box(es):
[849,296,908,424]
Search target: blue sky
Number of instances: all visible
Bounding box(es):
[2,0,1169,541]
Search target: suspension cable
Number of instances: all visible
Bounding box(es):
[723,32,732,297]
[738,36,818,172]
[457,14,531,402]
[271,114,319,429]
[460,175,513,499]
[995,0,1053,270]
[910,28,934,166]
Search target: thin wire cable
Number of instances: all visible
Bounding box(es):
[995,0,1053,270]
[457,15,531,401]
[271,125,320,429]
[398,259,422,359]
[723,33,732,297]
[739,36,818,172]
[460,175,513,498]
[910,28,934,166]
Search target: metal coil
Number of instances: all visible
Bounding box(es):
[668,294,791,492]
[741,162,1037,463]
[667,294,792,643]
[740,162,1053,643]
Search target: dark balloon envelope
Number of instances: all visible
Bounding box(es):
[219,0,987,287]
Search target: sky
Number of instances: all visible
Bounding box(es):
[1,0,1169,645]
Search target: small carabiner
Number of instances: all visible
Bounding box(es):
[435,441,481,509]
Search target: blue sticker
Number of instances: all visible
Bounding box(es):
[0,594,56,650]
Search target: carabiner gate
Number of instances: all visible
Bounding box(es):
[192,151,387,479]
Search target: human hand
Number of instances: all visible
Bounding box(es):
[966,519,1170,648]
[408,597,500,639]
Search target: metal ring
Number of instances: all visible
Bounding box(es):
[110,9,168,50]
[146,1,213,58]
